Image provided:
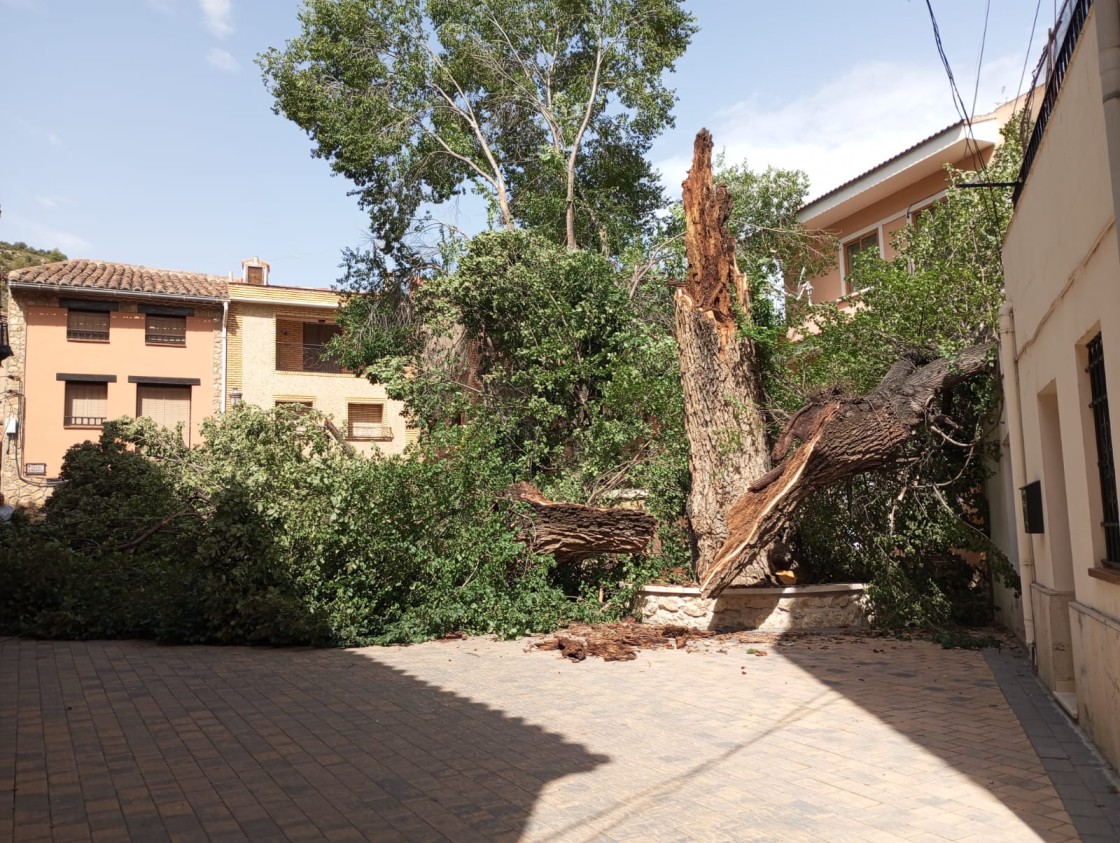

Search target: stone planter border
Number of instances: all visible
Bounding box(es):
[636,582,868,632]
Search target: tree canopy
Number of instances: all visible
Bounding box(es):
[259,0,696,265]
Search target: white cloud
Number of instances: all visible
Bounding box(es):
[33,194,75,210]
[8,219,91,254]
[15,116,62,148]
[199,0,233,38]
[656,55,1024,203]
[206,47,240,72]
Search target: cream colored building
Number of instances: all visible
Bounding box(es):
[226,258,412,457]
[1000,0,1120,772]
[796,93,1031,307]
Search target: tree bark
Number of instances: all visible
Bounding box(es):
[675,130,772,583]
[510,483,657,563]
[698,343,996,597]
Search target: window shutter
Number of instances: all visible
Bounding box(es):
[137,385,192,444]
[347,403,384,439]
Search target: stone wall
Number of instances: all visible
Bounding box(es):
[636,583,868,632]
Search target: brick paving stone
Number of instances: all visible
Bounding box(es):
[1,636,1117,840]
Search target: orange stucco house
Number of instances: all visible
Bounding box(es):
[1,256,413,506]
[794,92,1033,309]
[2,261,226,506]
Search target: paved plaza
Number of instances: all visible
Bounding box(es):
[2,633,1119,842]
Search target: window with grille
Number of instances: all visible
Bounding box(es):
[1087,334,1119,567]
[347,403,391,440]
[67,309,110,341]
[64,381,108,427]
[146,315,186,345]
[276,320,344,373]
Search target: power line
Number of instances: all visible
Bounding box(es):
[922,0,1005,226]
[1016,0,1044,100]
[970,0,992,121]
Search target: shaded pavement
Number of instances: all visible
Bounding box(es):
[2,633,1118,842]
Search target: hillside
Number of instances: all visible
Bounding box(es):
[0,240,67,277]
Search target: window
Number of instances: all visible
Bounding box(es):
[146,315,186,346]
[64,382,107,427]
[843,231,880,280]
[1087,333,1119,566]
[67,309,109,342]
[347,403,391,441]
[276,319,344,373]
[137,384,192,445]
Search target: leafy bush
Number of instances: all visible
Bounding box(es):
[0,406,639,645]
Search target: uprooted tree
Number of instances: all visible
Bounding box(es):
[699,343,993,596]
[677,122,1017,601]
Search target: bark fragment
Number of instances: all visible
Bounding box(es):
[510,483,656,563]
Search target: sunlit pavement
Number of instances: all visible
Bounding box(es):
[3,634,1119,842]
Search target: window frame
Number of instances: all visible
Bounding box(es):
[145,314,187,346]
[63,380,109,428]
[346,402,392,441]
[66,309,110,342]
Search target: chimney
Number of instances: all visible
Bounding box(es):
[241,256,270,286]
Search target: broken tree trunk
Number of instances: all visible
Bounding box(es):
[510,483,657,563]
[675,129,772,583]
[699,343,996,597]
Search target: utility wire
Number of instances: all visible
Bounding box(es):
[922,0,1004,226]
[1016,0,1044,100]
[971,0,992,121]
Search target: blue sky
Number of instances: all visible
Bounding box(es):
[2,0,1047,288]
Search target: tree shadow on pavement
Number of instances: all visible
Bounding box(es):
[0,640,608,842]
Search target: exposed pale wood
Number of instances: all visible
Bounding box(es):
[510,483,657,563]
[675,129,771,582]
[699,343,996,597]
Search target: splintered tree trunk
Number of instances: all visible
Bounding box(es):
[699,343,996,597]
[676,130,772,583]
[511,483,657,564]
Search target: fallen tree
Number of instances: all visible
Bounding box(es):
[700,343,996,597]
[510,482,657,563]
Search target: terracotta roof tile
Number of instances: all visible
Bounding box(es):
[7,259,228,300]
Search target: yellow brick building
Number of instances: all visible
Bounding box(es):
[226,258,412,457]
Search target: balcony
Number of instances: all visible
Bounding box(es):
[1016,0,1092,204]
[67,328,109,342]
[276,342,345,374]
[64,416,105,428]
[346,424,394,442]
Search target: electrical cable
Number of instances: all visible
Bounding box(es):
[971,0,992,121]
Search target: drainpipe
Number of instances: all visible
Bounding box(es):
[1098,0,1120,244]
[1000,302,1037,660]
[220,299,229,412]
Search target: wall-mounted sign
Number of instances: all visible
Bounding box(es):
[24,463,47,476]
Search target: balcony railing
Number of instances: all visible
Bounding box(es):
[276,342,345,374]
[67,328,109,342]
[1015,0,1093,204]
[146,333,186,346]
[65,416,105,427]
[346,424,394,442]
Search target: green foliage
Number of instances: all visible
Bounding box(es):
[775,124,1026,632]
[259,0,696,264]
[0,407,634,645]
[0,240,67,274]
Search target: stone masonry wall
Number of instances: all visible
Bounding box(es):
[637,584,868,632]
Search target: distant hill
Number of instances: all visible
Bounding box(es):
[0,240,67,277]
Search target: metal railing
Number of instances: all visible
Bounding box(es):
[67,328,109,342]
[1015,0,1093,204]
[64,416,105,427]
[276,342,344,374]
[145,333,186,346]
[346,424,394,441]
[1087,333,1120,565]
